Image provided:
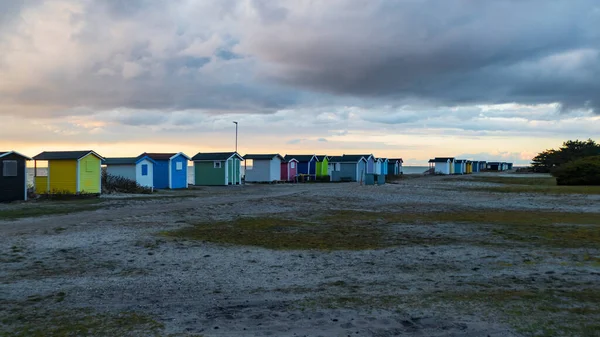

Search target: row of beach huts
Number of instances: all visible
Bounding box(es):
[0,150,512,202]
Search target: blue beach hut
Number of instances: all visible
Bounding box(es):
[140,152,190,189]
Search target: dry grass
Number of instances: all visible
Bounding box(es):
[0,199,105,221]
[162,209,600,250]
[461,176,600,194]
[327,210,600,248]
[161,215,458,250]
[441,288,600,337]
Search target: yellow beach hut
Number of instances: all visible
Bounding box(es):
[32,151,104,194]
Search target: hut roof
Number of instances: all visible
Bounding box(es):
[243,154,283,160]
[104,156,157,165]
[192,152,243,161]
[0,151,32,160]
[33,150,103,161]
[284,155,316,162]
[140,152,190,161]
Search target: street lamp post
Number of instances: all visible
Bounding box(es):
[233,121,238,152]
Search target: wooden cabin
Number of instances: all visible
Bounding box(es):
[192,152,243,186]
[243,154,283,183]
[32,151,104,194]
[140,153,190,189]
[330,155,367,182]
[104,155,156,188]
[0,151,31,202]
[280,157,299,182]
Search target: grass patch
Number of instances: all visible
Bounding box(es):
[1,307,164,337]
[327,210,600,248]
[162,209,600,250]
[441,288,600,337]
[461,176,600,194]
[162,217,394,250]
[0,199,105,221]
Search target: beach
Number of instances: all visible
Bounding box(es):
[1,173,599,336]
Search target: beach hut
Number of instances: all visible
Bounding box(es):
[32,150,104,194]
[330,155,367,182]
[141,153,190,189]
[284,155,317,178]
[192,152,243,186]
[429,157,454,175]
[507,163,513,170]
[471,161,480,173]
[478,161,486,172]
[243,154,283,183]
[387,159,401,175]
[0,151,31,202]
[280,157,299,182]
[465,161,473,174]
[487,162,501,171]
[454,159,467,174]
[315,155,330,178]
[373,158,383,175]
[104,155,156,188]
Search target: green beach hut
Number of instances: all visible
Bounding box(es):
[192,152,243,186]
[315,155,330,179]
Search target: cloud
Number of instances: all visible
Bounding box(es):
[317,138,328,142]
[1,0,599,118]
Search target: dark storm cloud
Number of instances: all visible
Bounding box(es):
[244,0,600,113]
[1,0,599,117]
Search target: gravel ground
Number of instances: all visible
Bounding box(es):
[1,173,599,336]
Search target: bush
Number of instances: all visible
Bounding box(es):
[38,190,99,200]
[551,156,600,186]
[102,171,153,194]
[315,175,331,182]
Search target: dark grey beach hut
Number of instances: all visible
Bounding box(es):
[0,151,31,202]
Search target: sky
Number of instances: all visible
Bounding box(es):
[1,0,599,165]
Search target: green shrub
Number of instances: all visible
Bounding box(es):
[552,156,600,186]
[101,171,153,194]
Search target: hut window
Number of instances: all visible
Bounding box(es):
[85,161,94,172]
[214,161,221,169]
[176,162,183,170]
[2,160,18,177]
[141,164,148,176]
[290,162,295,169]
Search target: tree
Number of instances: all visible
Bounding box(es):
[531,139,600,173]
[552,156,600,186]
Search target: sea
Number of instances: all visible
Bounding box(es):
[402,166,430,174]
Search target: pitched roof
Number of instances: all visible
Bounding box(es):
[431,157,454,163]
[192,152,243,161]
[388,158,403,163]
[140,152,190,161]
[0,151,32,160]
[314,155,329,161]
[33,150,102,160]
[243,154,283,160]
[104,157,137,165]
[328,156,344,162]
[284,154,316,162]
[340,155,366,162]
